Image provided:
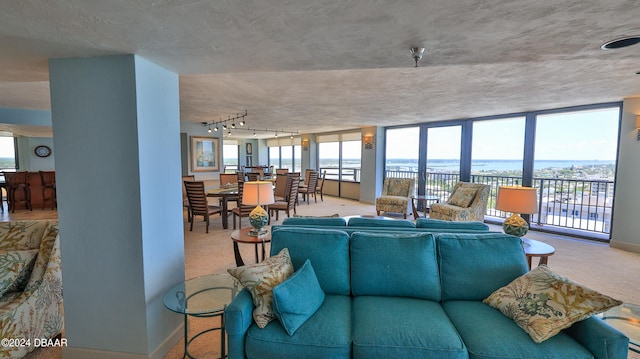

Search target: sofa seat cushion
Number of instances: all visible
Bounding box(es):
[245,294,351,359]
[442,301,594,359]
[353,296,467,359]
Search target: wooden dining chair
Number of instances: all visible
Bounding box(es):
[316,170,327,201]
[275,168,289,175]
[219,173,237,187]
[273,174,288,202]
[39,171,57,210]
[182,175,195,222]
[232,181,255,229]
[299,171,319,204]
[3,171,32,213]
[246,172,260,181]
[184,180,222,233]
[269,176,299,223]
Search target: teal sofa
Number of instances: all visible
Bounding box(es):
[225,220,628,359]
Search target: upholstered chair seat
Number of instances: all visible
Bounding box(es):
[429,182,490,222]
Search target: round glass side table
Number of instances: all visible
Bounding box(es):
[164,273,240,359]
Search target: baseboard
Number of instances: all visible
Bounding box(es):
[610,240,640,254]
[62,323,184,359]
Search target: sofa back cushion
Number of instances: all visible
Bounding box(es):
[270,227,350,295]
[24,221,60,293]
[282,217,347,226]
[416,218,489,231]
[0,220,49,251]
[437,233,528,301]
[347,217,415,228]
[350,232,440,301]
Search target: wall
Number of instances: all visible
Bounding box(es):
[16,136,55,170]
[180,121,224,180]
[610,97,640,253]
[359,126,383,204]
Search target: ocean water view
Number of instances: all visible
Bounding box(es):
[385,159,616,173]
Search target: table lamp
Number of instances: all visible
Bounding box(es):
[495,186,538,237]
[242,181,275,236]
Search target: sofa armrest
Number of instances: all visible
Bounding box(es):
[225,289,254,359]
[563,316,629,359]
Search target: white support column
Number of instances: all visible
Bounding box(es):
[49,55,184,358]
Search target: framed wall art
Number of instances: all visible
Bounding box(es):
[191,136,220,172]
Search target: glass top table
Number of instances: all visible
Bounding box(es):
[163,273,240,359]
[601,303,640,353]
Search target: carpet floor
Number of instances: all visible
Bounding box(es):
[19,195,640,359]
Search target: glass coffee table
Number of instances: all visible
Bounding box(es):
[164,273,240,359]
[601,303,640,353]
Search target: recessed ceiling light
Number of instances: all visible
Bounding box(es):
[601,36,640,50]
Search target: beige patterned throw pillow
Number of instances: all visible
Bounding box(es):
[447,187,476,208]
[228,248,294,328]
[483,265,622,343]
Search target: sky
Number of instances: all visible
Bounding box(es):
[0,137,14,157]
[385,107,619,161]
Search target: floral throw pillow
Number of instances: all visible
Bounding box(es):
[228,248,294,328]
[0,249,39,296]
[483,265,622,343]
[447,187,477,208]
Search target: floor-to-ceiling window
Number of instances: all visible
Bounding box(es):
[267,138,302,171]
[317,132,361,198]
[472,117,526,215]
[532,107,619,234]
[384,102,621,239]
[222,140,239,172]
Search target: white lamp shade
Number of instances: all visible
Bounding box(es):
[495,186,538,214]
[242,181,275,206]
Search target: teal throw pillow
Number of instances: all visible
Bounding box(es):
[272,260,325,336]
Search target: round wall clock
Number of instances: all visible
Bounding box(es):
[34,145,52,158]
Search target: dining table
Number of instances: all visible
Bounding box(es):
[206,185,239,229]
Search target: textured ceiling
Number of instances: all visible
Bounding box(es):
[1,0,640,138]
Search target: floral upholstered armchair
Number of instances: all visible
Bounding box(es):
[376,178,415,219]
[0,220,63,359]
[430,182,490,222]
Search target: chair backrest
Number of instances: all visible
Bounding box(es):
[306,171,319,191]
[246,172,260,181]
[39,171,56,186]
[285,176,300,209]
[381,177,415,197]
[274,174,288,199]
[184,181,209,215]
[182,175,195,202]
[4,171,28,186]
[316,170,327,190]
[219,173,237,187]
[448,182,491,209]
[304,168,314,184]
[276,168,289,175]
[236,171,246,182]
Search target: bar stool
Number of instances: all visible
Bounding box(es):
[3,171,32,213]
[39,171,56,210]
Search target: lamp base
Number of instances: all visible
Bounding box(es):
[249,205,269,237]
[248,228,269,237]
[503,213,529,237]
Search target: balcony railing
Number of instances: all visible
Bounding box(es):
[319,167,361,182]
[385,170,614,237]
